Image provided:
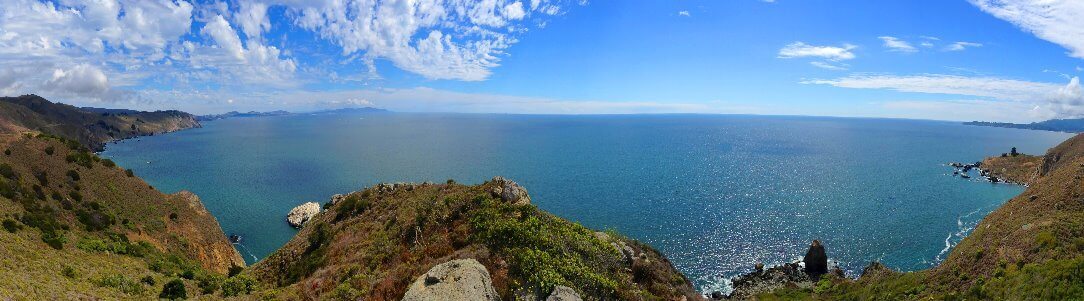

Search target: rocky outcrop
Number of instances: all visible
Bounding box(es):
[717,240,841,300]
[546,286,583,301]
[286,202,321,228]
[489,176,531,205]
[803,240,828,278]
[402,259,500,301]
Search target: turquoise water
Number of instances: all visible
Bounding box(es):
[101,113,1072,292]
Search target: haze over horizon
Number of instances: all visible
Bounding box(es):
[1,0,1083,122]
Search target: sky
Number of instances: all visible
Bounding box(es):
[0,0,1082,122]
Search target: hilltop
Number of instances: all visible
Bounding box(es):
[0,95,200,151]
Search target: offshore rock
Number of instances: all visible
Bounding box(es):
[803,240,828,278]
[402,259,500,301]
[286,202,321,228]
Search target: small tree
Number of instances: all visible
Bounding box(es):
[160,278,187,300]
[1010,147,1018,157]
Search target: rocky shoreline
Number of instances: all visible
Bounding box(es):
[708,240,845,300]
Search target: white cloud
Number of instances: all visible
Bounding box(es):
[945,41,983,51]
[878,36,917,52]
[778,42,857,61]
[969,0,1084,58]
[810,61,847,71]
[201,15,245,60]
[807,74,1084,118]
[678,10,690,17]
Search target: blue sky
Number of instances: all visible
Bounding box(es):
[1,0,1082,122]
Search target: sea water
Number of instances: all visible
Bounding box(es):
[101,113,1072,292]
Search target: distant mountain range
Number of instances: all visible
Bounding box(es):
[963,118,1084,133]
[197,107,388,121]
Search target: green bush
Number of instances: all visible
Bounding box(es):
[221,275,258,297]
[101,158,116,168]
[96,274,145,295]
[62,266,77,278]
[2,219,21,233]
[0,163,15,180]
[159,278,187,300]
[44,146,55,155]
[1037,231,1058,250]
[77,210,115,231]
[67,170,80,181]
[125,169,134,177]
[66,151,95,169]
[68,191,82,202]
[196,273,224,294]
[141,275,156,286]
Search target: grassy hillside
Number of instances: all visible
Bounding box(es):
[0,94,199,151]
[759,135,1084,300]
[248,180,702,301]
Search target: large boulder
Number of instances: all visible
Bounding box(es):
[546,286,582,301]
[286,202,321,228]
[402,259,500,301]
[489,176,531,205]
[803,240,828,278]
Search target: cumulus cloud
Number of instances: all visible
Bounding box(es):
[678,11,690,17]
[969,0,1084,58]
[945,41,983,51]
[778,42,857,61]
[806,74,1084,118]
[878,36,917,52]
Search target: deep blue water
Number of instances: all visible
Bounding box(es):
[101,113,1072,293]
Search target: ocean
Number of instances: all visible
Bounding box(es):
[101,113,1072,293]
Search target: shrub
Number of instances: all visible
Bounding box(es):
[68,191,82,202]
[0,163,15,180]
[228,265,244,277]
[96,274,145,295]
[125,169,134,177]
[62,266,77,278]
[33,171,47,186]
[77,210,115,231]
[169,212,178,220]
[44,146,55,155]
[221,275,258,296]
[1036,231,1057,250]
[3,149,9,156]
[159,279,187,300]
[180,269,196,280]
[2,219,21,233]
[140,275,156,286]
[197,273,224,294]
[335,194,370,221]
[67,170,80,181]
[66,151,95,168]
[101,158,116,168]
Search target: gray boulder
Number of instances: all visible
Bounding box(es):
[545,286,582,301]
[402,259,500,301]
[489,176,531,205]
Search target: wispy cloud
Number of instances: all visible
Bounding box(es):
[810,61,848,71]
[678,10,690,17]
[806,74,1084,118]
[878,36,917,52]
[945,42,983,51]
[778,42,857,61]
[969,0,1084,58]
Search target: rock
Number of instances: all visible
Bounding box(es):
[755,262,764,273]
[709,291,724,300]
[803,240,828,278]
[489,176,531,205]
[402,259,500,301]
[546,285,582,301]
[329,194,346,205]
[286,202,321,228]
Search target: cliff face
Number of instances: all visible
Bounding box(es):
[0,95,200,151]
[248,180,702,301]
